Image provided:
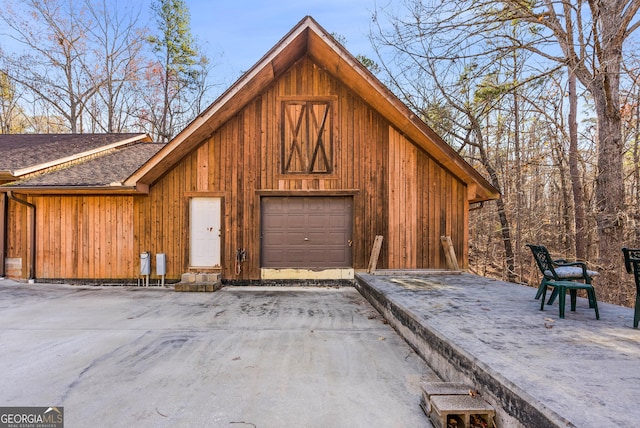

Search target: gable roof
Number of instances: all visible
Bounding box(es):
[126,16,499,203]
[0,133,151,181]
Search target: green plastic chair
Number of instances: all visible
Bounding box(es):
[526,244,599,319]
[527,244,598,300]
[621,248,640,328]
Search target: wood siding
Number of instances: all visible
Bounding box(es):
[388,127,468,269]
[5,56,469,281]
[6,194,135,279]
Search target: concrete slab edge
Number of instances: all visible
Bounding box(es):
[354,275,576,428]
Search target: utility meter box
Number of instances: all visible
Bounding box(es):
[140,252,151,275]
[156,253,166,276]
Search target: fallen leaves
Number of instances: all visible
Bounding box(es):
[544,317,555,329]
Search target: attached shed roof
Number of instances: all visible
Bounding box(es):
[0,133,151,181]
[0,133,161,194]
[126,16,499,203]
[4,143,165,192]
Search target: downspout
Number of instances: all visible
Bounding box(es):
[7,191,36,281]
[0,192,6,278]
[469,201,485,212]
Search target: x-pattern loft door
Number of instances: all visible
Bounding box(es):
[282,101,332,174]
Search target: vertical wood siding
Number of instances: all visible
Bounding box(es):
[6,194,135,279]
[387,127,466,269]
[5,56,469,280]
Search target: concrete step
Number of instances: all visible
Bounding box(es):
[428,394,495,428]
[420,382,495,428]
[180,272,221,283]
[174,282,221,292]
[176,272,222,292]
[420,381,475,414]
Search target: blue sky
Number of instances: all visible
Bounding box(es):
[183,0,380,87]
[0,0,384,97]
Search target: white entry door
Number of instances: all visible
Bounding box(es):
[190,197,221,267]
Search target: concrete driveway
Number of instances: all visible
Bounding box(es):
[0,280,436,427]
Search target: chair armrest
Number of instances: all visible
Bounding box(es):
[554,260,584,268]
[554,260,592,278]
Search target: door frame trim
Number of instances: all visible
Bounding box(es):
[260,195,353,269]
[257,190,359,196]
[188,196,223,269]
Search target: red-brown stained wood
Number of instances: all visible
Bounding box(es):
[4,56,472,281]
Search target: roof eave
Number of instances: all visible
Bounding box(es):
[0,171,16,180]
[0,184,146,195]
[304,25,500,202]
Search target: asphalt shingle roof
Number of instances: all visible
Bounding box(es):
[0,133,148,172]
[7,142,165,187]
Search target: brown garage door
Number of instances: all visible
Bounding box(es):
[261,197,353,268]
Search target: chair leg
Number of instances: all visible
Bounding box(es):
[570,289,577,312]
[535,280,545,300]
[558,286,566,318]
[547,287,559,305]
[585,280,595,308]
[540,286,547,311]
[587,291,595,308]
[634,294,639,328]
[589,289,600,320]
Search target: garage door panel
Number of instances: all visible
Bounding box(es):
[287,249,308,263]
[306,234,329,245]
[307,250,329,265]
[328,214,347,227]
[261,197,352,268]
[328,230,348,241]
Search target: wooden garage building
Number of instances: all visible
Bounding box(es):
[1,17,498,284]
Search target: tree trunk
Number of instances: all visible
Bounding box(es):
[592,80,625,293]
[513,78,523,281]
[634,88,640,245]
[568,72,587,260]
[478,144,516,282]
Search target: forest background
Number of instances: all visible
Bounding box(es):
[1,0,639,307]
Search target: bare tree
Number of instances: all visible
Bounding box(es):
[567,70,588,260]
[370,4,553,282]
[371,0,640,292]
[495,0,640,278]
[0,67,27,133]
[83,0,146,132]
[1,0,103,132]
[621,50,640,247]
